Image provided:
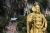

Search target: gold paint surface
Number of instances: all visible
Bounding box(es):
[27,2,47,33]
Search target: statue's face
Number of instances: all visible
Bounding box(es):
[35,5,40,13]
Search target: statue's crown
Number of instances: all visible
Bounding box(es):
[35,2,40,8]
[35,2,39,5]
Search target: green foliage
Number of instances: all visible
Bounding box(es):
[46,16,50,33]
[0,16,9,33]
[17,15,26,31]
[46,16,50,21]
[47,21,50,30]
[0,16,9,28]
[3,30,6,33]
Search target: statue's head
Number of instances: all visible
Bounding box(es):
[32,2,41,13]
[35,2,40,13]
[34,2,39,6]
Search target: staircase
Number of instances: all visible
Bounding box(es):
[6,22,18,33]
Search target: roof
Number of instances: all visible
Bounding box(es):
[11,18,17,21]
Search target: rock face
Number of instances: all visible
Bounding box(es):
[6,22,18,33]
[24,3,33,16]
[45,8,50,16]
[48,0,50,10]
[42,0,50,16]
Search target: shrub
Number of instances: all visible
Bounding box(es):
[0,16,9,27]
[0,16,9,33]
[17,15,26,31]
[46,16,50,33]
[46,16,50,21]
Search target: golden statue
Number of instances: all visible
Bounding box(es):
[27,2,47,33]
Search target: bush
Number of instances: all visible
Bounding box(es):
[17,15,26,31]
[46,16,50,33]
[3,30,6,33]
[46,16,50,21]
[0,16,9,27]
[0,16,9,33]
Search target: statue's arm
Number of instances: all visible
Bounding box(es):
[27,20,30,33]
[43,15,47,31]
[27,14,33,33]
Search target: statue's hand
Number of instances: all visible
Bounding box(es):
[42,28,46,31]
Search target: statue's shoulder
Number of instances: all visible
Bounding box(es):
[27,13,34,17]
[40,14,45,17]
